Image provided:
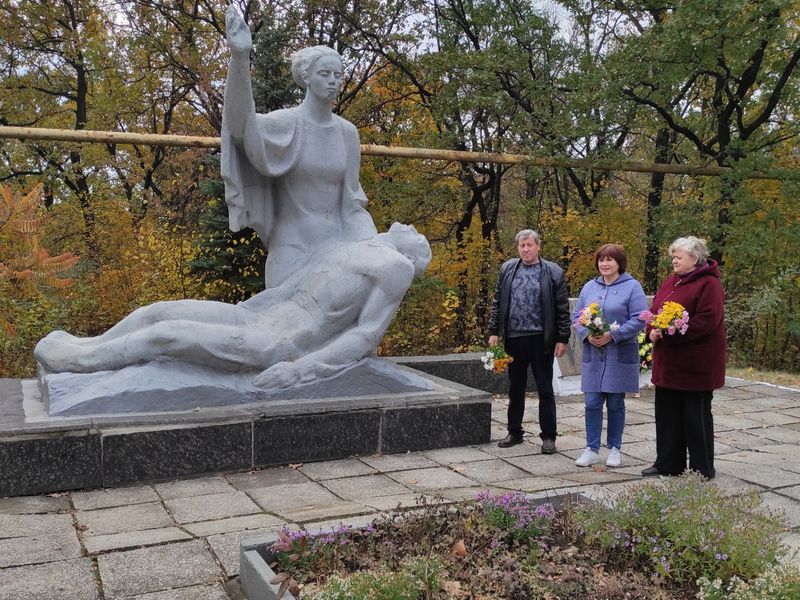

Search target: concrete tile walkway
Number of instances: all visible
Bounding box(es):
[2,377,800,599]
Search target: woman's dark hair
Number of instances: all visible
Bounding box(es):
[595,243,628,274]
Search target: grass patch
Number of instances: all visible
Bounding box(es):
[726,365,800,389]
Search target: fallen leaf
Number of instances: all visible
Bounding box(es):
[591,463,607,472]
[406,479,419,485]
[450,538,467,558]
[289,463,303,469]
[442,580,466,596]
[269,573,289,584]
[451,466,465,473]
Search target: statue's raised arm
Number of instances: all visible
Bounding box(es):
[223,5,254,141]
[221,14,377,288]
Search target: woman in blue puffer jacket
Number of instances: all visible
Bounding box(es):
[572,244,647,468]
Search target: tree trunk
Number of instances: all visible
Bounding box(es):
[643,128,673,293]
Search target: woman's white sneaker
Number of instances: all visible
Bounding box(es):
[575,448,600,467]
[606,447,622,467]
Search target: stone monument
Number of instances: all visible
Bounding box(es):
[33,7,434,415]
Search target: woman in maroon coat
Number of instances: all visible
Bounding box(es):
[641,236,725,480]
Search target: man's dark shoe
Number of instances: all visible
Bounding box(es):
[498,433,523,448]
[641,465,662,477]
[541,438,556,454]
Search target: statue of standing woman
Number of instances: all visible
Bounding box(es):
[222,6,377,288]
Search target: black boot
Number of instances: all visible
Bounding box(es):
[498,433,523,448]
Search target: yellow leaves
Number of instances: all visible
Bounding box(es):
[0,184,80,295]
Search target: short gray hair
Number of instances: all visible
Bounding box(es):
[515,229,541,245]
[669,236,709,265]
[290,45,342,89]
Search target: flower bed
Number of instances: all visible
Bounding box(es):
[241,474,798,599]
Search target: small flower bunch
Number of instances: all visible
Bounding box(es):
[640,301,690,335]
[637,331,653,372]
[476,490,556,544]
[481,345,513,374]
[574,302,620,337]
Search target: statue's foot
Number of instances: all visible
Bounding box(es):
[34,333,88,373]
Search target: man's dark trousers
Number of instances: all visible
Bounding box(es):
[504,334,557,440]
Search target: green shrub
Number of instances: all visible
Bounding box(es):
[573,472,788,588]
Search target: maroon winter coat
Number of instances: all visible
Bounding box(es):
[648,260,726,391]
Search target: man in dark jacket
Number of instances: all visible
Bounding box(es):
[488,230,571,452]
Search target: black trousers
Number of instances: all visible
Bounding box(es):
[504,335,557,440]
[654,386,715,478]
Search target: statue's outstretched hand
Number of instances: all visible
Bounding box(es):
[225,5,252,53]
[253,361,310,391]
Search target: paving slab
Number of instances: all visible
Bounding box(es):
[0,494,70,514]
[154,476,237,500]
[722,397,799,413]
[609,441,655,463]
[422,446,496,464]
[299,458,376,480]
[97,539,222,597]
[357,493,436,512]
[226,467,310,491]
[77,501,174,536]
[559,469,639,485]
[72,485,159,510]
[478,438,540,458]
[708,473,763,497]
[451,458,531,484]
[780,532,800,567]
[504,453,578,477]
[0,529,82,568]
[493,476,577,493]
[128,583,230,599]
[281,501,373,523]
[714,460,800,489]
[183,513,286,537]
[359,452,440,472]
[776,484,800,501]
[322,473,410,500]
[387,467,474,492]
[714,414,766,431]
[759,492,800,529]
[440,486,506,501]
[621,410,653,426]
[207,528,287,577]
[247,481,341,514]
[757,426,800,444]
[303,513,381,535]
[745,411,800,426]
[719,449,790,466]
[84,526,192,555]
[0,511,75,538]
[165,491,261,524]
[0,557,99,600]
[716,429,782,451]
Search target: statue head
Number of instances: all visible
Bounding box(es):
[382,223,432,278]
[290,46,343,90]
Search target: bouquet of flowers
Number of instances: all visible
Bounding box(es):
[639,301,689,335]
[574,303,620,357]
[637,330,653,372]
[481,345,513,374]
[574,303,620,336]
